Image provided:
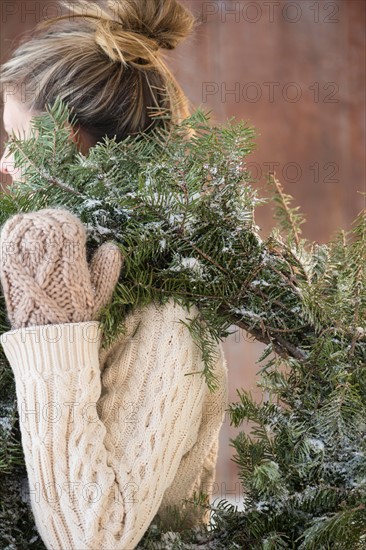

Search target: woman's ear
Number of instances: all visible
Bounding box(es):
[65,122,95,155]
[65,121,81,146]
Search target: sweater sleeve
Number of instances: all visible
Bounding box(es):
[0,299,213,550]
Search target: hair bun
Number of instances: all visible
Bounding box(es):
[107,0,196,50]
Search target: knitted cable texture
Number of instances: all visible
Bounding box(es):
[0,209,229,549]
[1,302,228,549]
[0,208,123,328]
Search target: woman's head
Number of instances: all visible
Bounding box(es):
[0,0,196,179]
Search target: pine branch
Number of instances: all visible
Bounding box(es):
[266,173,306,249]
[1,96,365,548]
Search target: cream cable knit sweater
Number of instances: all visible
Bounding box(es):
[0,298,229,550]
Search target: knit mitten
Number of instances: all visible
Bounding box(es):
[0,208,124,329]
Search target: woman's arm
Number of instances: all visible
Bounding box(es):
[1,298,212,549]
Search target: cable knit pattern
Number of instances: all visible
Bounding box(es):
[0,208,123,328]
[0,298,229,550]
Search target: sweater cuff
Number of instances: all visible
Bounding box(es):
[0,321,102,380]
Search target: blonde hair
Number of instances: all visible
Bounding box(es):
[0,0,197,144]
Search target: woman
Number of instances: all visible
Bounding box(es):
[0,1,229,549]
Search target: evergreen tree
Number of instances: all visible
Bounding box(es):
[0,97,365,549]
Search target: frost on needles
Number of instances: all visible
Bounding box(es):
[0,96,366,549]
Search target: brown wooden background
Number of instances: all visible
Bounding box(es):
[1,0,365,509]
